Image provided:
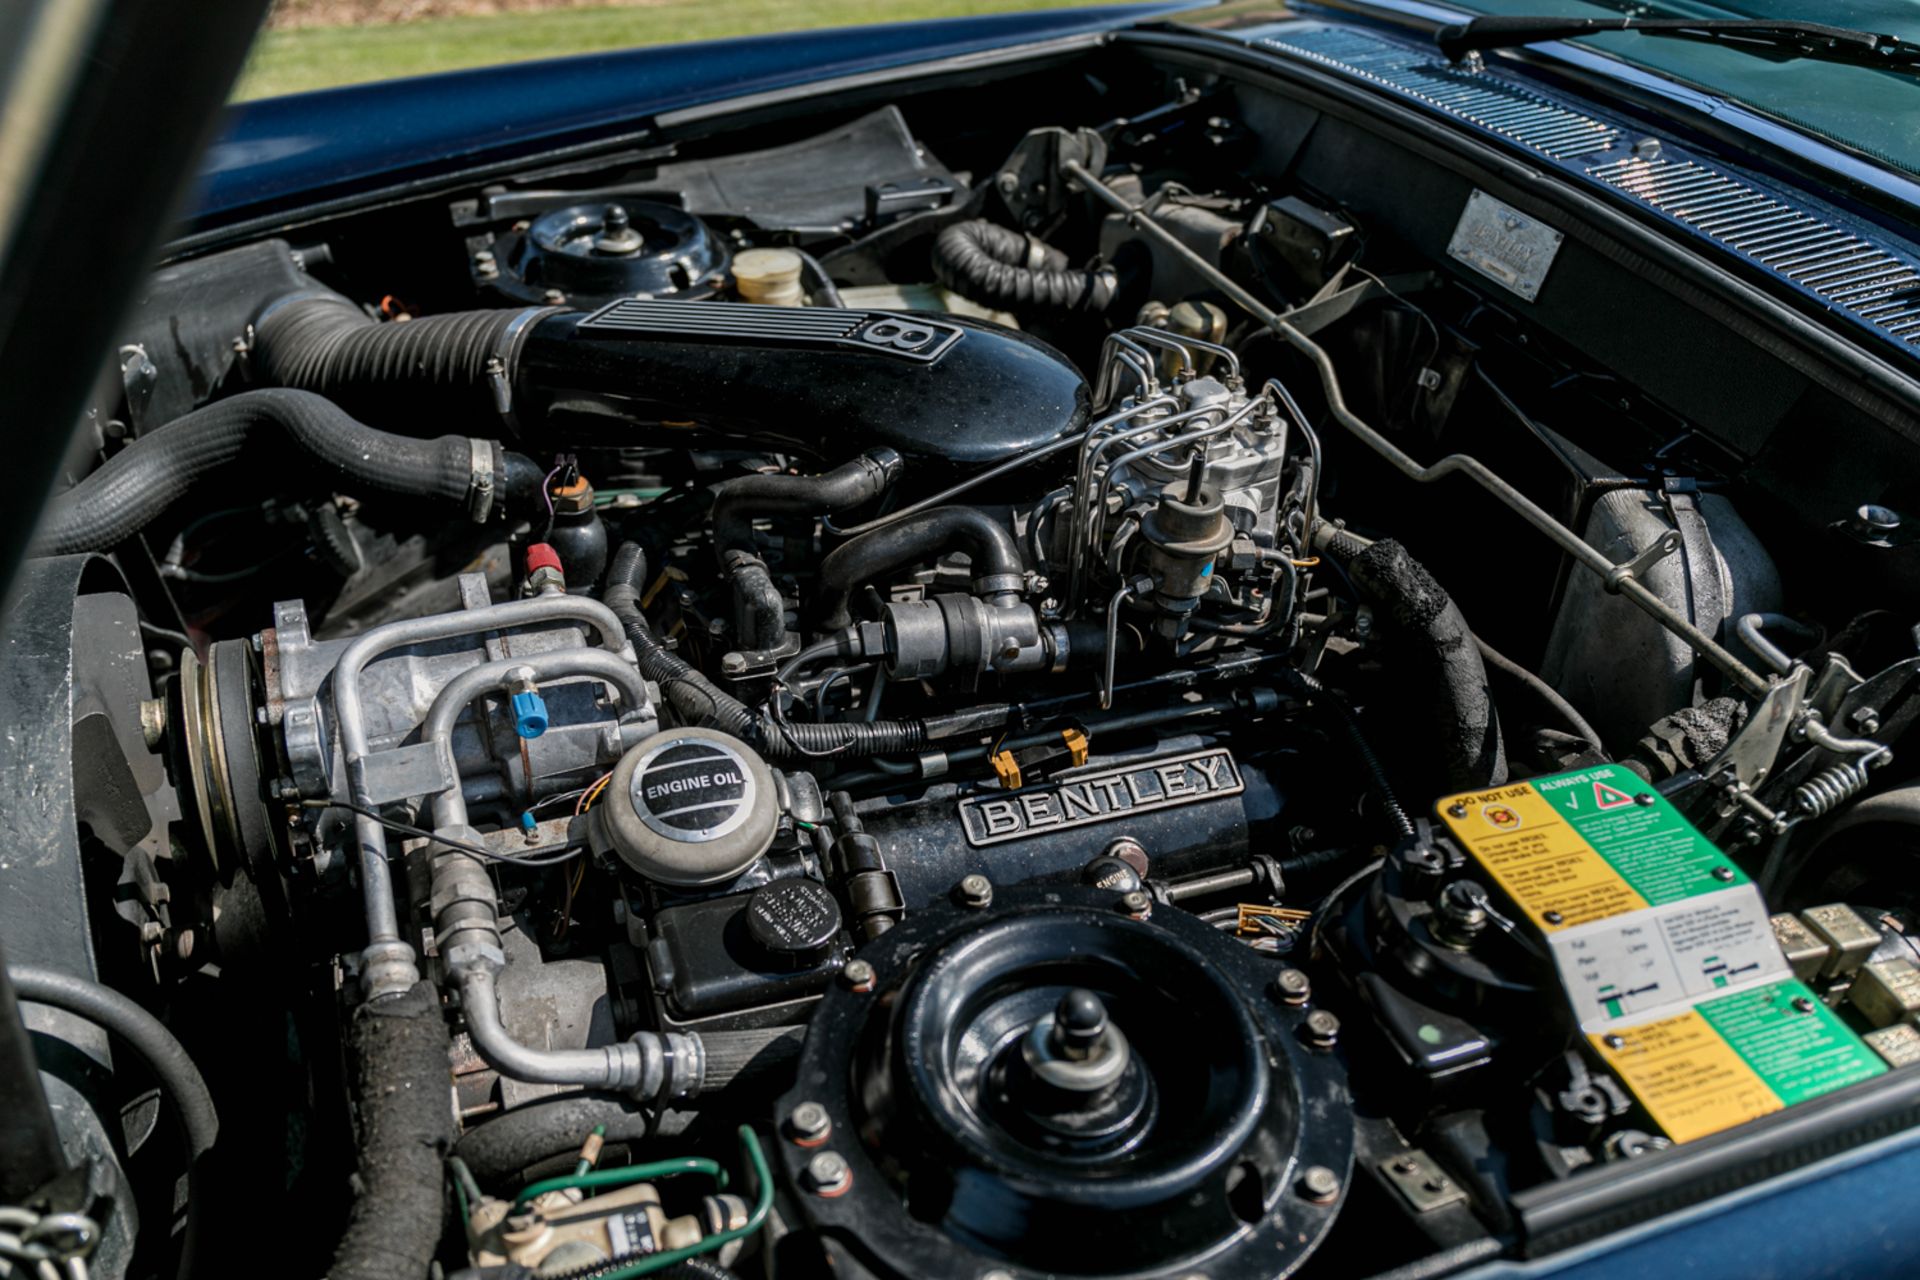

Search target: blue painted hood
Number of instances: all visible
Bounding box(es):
[194,3,1209,233]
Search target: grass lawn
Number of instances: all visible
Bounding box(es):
[236,0,1135,99]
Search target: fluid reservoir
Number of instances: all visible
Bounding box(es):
[731,248,806,306]
[594,727,778,885]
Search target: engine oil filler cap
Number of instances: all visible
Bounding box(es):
[599,727,778,885]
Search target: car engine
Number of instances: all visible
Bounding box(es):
[12,51,1920,1280]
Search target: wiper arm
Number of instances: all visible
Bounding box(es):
[1434,14,1920,70]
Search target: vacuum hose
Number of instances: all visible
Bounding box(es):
[816,505,1025,630]
[35,388,540,555]
[932,219,1118,313]
[603,543,930,759]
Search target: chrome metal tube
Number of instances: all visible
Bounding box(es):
[333,595,635,1000]
[421,649,651,830]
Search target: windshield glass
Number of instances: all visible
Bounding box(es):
[1437,1,1920,178]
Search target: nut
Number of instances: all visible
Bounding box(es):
[1117,890,1152,919]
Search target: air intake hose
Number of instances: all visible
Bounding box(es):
[932,219,1118,313]
[34,389,540,555]
[253,291,547,425]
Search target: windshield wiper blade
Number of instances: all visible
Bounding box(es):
[1434,15,1920,70]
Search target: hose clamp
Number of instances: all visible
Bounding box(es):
[466,440,497,522]
[489,305,565,434]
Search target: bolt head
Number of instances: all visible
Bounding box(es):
[787,1101,832,1145]
[1634,792,1655,807]
[1298,1165,1340,1203]
[1118,889,1152,919]
[1792,995,1816,1014]
[1602,1033,1626,1050]
[1272,968,1312,1005]
[1446,802,1468,819]
[841,959,876,992]
[1542,910,1564,925]
[955,874,994,908]
[1301,1009,1340,1049]
[803,1150,852,1196]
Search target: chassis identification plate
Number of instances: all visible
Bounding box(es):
[1447,189,1563,301]
[959,748,1242,846]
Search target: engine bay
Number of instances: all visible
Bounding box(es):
[15,30,1920,1280]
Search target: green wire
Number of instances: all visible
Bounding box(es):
[512,1156,725,1208]
[575,1123,608,1177]
[584,1126,773,1280]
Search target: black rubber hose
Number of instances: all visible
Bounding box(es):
[792,248,846,308]
[1330,535,1507,791]
[710,450,902,557]
[603,543,928,759]
[1288,670,1416,838]
[932,219,1118,313]
[35,389,532,556]
[329,980,453,1280]
[816,505,1024,630]
[10,966,217,1280]
[254,291,539,424]
[452,1092,650,1184]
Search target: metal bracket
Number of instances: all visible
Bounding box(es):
[1377,1149,1469,1214]
[1604,529,1681,594]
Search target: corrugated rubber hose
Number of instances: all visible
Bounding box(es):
[932,219,1118,313]
[35,388,534,555]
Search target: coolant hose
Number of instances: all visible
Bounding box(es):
[816,505,1024,630]
[932,219,1118,313]
[328,980,453,1280]
[1324,532,1507,791]
[710,450,902,557]
[603,543,929,759]
[35,388,538,555]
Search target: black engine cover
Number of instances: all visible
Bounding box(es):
[518,300,1088,466]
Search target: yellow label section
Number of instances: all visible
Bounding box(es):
[1588,1010,1781,1143]
[1438,783,1646,931]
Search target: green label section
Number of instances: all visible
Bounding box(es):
[1530,765,1745,906]
[1696,980,1886,1105]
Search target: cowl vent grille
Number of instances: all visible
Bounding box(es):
[1259,25,1920,352]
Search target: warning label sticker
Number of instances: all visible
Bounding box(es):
[1436,765,1884,1144]
[1438,765,1745,932]
[1553,884,1786,1029]
[1590,981,1885,1143]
